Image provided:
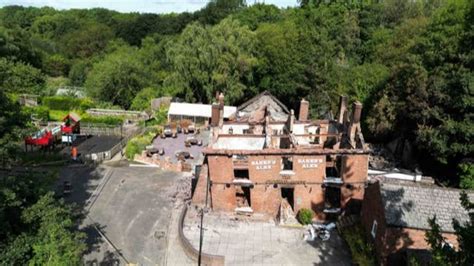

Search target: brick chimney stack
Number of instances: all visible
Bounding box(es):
[299,98,309,121]
[211,103,220,127]
[218,92,225,126]
[337,95,348,124]
[349,101,363,147]
[351,101,362,124]
[218,92,225,108]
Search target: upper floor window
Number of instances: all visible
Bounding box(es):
[281,157,293,170]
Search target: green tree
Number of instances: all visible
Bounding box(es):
[23,193,86,265]
[43,54,69,77]
[166,18,258,104]
[62,23,114,58]
[85,45,150,109]
[426,191,474,265]
[0,58,45,94]
[459,163,474,190]
[130,87,160,111]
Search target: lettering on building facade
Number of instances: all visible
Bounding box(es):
[251,159,276,170]
[298,158,323,169]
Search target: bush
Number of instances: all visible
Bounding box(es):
[340,224,377,266]
[297,208,313,225]
[125,128,161,159]
[42,96,94,111]
[22,106,50,122]
[48,109,73,121]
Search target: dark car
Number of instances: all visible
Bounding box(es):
[175,151,191,159]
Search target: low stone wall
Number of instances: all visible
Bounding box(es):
[178,204,225,266]
[80,124,123,136]
[134,152,192,172]
[86,108,149,121]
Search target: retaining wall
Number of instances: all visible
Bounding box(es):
[178,204,225,266]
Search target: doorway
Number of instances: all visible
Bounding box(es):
[324,186,341,209]
[281,187,294,210]
[236,186,251,208]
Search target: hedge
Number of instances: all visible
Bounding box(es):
[42,96,94,111]
[80,114,123,126]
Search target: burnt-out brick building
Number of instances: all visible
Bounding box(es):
[192,91,369,219]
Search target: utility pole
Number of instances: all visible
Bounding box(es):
[198,173,210,265]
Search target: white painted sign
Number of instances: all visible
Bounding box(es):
[251,160,276,170]
[298,158,323,169]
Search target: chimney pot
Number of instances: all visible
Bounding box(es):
[299,98,309,121]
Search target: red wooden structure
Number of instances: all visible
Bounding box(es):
[61,112,81,134]
[25,129,54,148]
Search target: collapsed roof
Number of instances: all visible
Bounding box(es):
[235,91,289,122]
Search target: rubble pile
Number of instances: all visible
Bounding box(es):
[278,199,299,226]
[368,143,397,169]
[167,173,192,207]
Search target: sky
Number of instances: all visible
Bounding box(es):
[0,0,298,14]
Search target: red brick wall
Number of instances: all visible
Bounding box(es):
[361,181,387,264]
[208,155,236,211]
[192,164,209,205]
[293,155,325,215]
[203,153,368,219]
[341,155,368,209]
[248,155,282,215]
[385,228,458,255]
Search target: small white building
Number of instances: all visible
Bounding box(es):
[167,102,237,124]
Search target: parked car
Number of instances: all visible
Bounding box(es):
[186,136,198,145]
[163,125,173,137]
[188,123,195,133]
[175,150,191,159]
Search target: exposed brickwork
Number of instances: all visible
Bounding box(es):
[191,164,208,206]
[197,153,368,219]
[298,99,309,121]
[341,155,368,210]
[361,181,388,264]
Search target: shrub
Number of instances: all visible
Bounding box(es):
[22,106,50,122]
[297,208,313,225]
[340,224,377,266]
[125,128,161,159]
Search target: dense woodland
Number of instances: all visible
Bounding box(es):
[0,0,472,264]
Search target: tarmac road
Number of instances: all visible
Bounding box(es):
[58,163,183,265]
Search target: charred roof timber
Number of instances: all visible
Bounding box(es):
[207,93,368,153]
